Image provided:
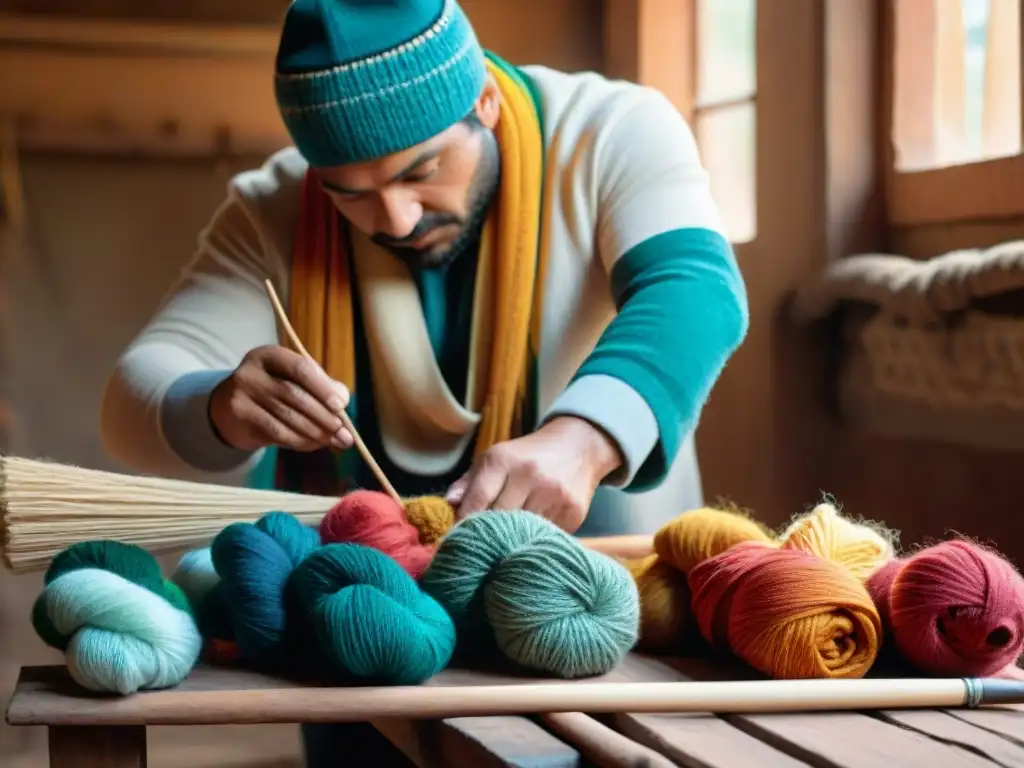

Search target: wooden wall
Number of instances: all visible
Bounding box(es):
[1,2,1018,768]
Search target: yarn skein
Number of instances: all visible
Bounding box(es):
[403,495,456,545]
[624,554,696,654]
[31,540,202,695]
[320,490,434,578]
[623,505,775,652]
[421,511,640,679]
[210,511,320,671]
[867,539,1024,677]
[653,505,775,574]
[688,541,882,679]
[289,542,456,685]
[171,546,242,664]
[778,502,895,581]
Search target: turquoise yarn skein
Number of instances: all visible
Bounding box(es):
[31,540,202,694]
[421,511,640,679]
[289,542,456,685]
[210,511,320,670]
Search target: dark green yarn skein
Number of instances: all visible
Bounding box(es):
[289,542,456,685]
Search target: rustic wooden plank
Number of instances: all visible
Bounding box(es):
[945,710,1024,748]
[372,716,583,768]
[729,712,998,768]
[48,725,147,768]
[601,654,810,767]
[616,655,1001,768]
[608,712,811,768]
[876,710,1024,768]
[538,712,676,768]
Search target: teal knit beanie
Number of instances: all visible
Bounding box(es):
[274,0,488,167]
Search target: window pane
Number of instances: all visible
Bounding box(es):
[963,0,988,157]
[696,102,756,243]
[892,0,1020,171]
[697,0,757,108]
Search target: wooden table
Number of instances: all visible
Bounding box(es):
[6,653,1024,768]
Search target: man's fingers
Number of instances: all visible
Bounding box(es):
[264,347,350,414]
[456,464,510,517]
[235,396,322,452]
[445,474,470,504]
[491,479,533,513]
[252,386,332,446]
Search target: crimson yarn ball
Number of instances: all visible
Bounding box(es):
[319,490,433,579]
[868,539,1024,677]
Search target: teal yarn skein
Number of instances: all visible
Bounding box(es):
[210,511,320,670]
[31,540,202,695]
[420,511,641,679]
[289,542,456,685]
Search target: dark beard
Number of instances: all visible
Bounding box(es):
[372,131,501,271]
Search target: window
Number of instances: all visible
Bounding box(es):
[693,0,757,244]
[887,0,1024,224]
[601,0,758,245]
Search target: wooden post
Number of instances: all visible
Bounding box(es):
[48,726,147,768]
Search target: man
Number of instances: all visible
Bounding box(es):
[101,0,747,761]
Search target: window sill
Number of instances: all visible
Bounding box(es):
[889,154,1024,227]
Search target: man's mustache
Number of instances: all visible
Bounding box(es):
[372,213,462,249]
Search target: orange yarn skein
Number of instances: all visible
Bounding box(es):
[689,541,882,679]
[653,505,776,572]
[627,506,776,653]
[625,554,696,653]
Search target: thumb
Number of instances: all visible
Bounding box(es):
[445,473,470,504]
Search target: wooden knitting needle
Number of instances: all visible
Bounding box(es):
[263,279,402,505]
[19,676,1021,725]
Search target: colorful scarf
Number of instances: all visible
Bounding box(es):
[274,53,548,493]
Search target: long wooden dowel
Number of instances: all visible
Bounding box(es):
[12,677,1018,726]
[263,279,402,504]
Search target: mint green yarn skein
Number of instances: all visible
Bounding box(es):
[421,511,641,679]
[32,540,202,695]
[289,542,456,685]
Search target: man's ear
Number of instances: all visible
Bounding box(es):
[474,76,501,129]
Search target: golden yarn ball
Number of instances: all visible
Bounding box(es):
[402,496,456,545]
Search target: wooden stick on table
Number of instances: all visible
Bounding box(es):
[263,279,402,505]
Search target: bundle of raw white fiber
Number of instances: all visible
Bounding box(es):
[0,454,339,573]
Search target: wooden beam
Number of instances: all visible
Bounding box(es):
[602,0,695,121]
[0,13,287,158]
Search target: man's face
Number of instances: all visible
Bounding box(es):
[315,83,501,270]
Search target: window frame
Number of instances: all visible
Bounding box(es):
[603,0,758,244]
[883,0,1024,226]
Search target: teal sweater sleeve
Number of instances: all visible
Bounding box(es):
[569,227,748,491]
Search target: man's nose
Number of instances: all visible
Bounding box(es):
[376,189,423,240]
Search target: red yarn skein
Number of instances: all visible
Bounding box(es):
[867,539,1024,677]
[319,490,434,579]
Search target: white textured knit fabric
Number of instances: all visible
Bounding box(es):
[101,65,726,535]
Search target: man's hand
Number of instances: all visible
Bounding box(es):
[209,345,353,453]
[445,416,624,533]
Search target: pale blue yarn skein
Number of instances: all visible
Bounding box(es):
[172,547,220,607]
[37,566,202,694]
